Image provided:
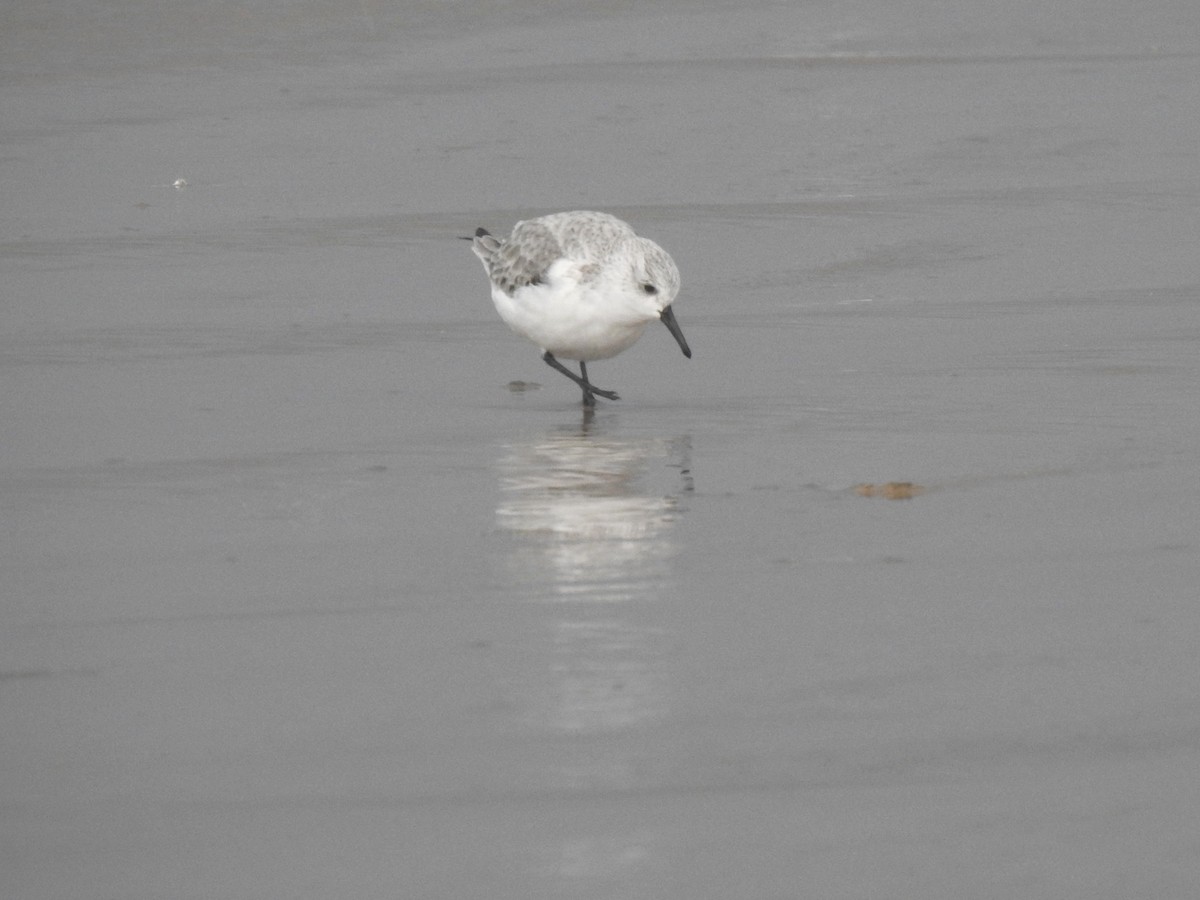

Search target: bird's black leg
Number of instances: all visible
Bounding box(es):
[579,362,595,407]
[542,352,620,403]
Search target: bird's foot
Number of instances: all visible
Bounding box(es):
[586,387,619,403]
[544,352,621,404]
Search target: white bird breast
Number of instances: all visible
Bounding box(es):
[491,276,653,362]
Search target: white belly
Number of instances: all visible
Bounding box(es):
[491,282,650,361]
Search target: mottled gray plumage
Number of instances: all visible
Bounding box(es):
[473,211,655,297]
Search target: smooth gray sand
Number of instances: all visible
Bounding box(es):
[4,1,1200,897]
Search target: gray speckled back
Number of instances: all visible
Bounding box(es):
[473,211,641,297]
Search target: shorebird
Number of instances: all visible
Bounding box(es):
[468,210,691,406]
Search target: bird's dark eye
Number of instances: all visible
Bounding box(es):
[641,283,658,295]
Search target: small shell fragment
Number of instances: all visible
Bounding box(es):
[854,482,926,500]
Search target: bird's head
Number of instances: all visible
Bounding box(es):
[626,238,690,358]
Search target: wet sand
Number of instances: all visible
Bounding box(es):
[4,1,1200,897]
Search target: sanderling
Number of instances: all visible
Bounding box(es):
[468,210,691,406]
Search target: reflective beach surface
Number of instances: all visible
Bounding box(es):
[3,1,1200,897]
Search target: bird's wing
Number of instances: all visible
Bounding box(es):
[484,219,563,296]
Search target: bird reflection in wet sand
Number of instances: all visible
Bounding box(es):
[468,211,691,406]
[495,425,692,734]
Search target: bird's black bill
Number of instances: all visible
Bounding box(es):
[660,305,692,358]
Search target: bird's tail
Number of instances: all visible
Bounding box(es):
[465,226,502,263]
